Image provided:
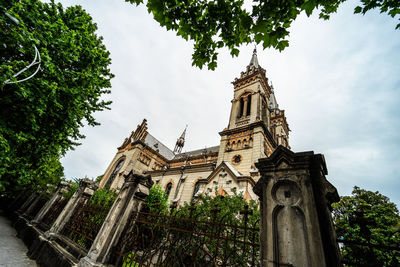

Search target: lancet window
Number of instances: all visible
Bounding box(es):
[104,158,125,188]
[192,181,200,201]
[165,182,173,197]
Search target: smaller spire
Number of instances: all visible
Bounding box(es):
[248,46,259,68]
[174,125,187,154]
[179,125,187,140]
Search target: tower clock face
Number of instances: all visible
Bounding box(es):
[232,154,242,165]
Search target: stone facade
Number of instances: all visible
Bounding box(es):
[99,49,290,205]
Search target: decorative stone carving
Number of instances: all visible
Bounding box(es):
[254,145,341,267]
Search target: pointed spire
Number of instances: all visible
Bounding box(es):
[174,125,187,154]
[179,125,187,140]
[248,46,259,68]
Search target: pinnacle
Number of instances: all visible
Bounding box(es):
[249,47,259,68]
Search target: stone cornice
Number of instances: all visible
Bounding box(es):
[219,121,277,148]
[148,163,215,176]
[168,152,218,163]
[232,68,271,95]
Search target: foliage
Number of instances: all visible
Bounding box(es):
[332,186,400,266]
[96,175,104,183]
[62,180,79,200]
[89,187,117,207]
[122,252,139,267]
[178,188,259,224]
[126,0,400,70]
[0,0,113,195]
[144,183,169,214]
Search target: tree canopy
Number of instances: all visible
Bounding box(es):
[126,0,400,69]
[332,186,400,266]
[0,0,113,194]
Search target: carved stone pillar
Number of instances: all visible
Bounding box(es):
[242,98,248,117]
[78,171,153,267]
[46,179,97,237]
[32,181,71,225]
[254,146,341,267]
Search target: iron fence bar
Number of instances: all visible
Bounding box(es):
[112,206,260,267]
[136,211,259,231]
[134,217,259,247]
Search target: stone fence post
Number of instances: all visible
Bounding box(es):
[78,171,153,267]
[253,146,341,267]
[19,192,39,213]
[32,181,71,225]
[46,178,98,238]
[23,193,45,218]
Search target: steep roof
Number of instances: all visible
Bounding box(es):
[144,133,175,160]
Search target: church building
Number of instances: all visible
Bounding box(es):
[99,49,290,205]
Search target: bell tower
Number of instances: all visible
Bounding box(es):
[217,48,290,177]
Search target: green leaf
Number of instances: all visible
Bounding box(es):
[354,6,362,14]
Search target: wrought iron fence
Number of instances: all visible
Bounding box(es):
[61,199,113,250]
[110,204,260,267]
[40,198,68,230]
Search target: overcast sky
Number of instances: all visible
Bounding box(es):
[57,0,400,206]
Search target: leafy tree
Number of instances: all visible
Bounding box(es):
[89,187,118,208]
[126,0,400,69]
[144,183,169,214]
[178,188,259,225]
[332,186,400,266]
[0,0,113,195]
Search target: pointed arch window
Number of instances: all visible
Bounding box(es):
[239,98,244,118]
[105,158,125,188]
[165,182,173,197]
